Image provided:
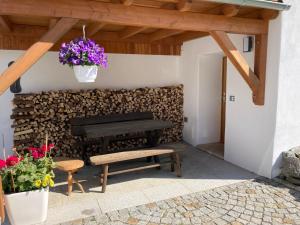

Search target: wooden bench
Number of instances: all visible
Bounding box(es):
[70,112,173,163]
[90,149,182,193]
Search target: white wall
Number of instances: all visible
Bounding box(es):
[0,51,180,152]
[180,25,281,177]
[272,1,300,177]
[197,54,223,144]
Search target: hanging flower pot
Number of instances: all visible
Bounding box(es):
[59,26,108,83]
[73,65,98,83]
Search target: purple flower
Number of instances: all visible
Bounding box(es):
[58,37,108,68]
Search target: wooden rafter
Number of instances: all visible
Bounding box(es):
[0,16,11,32]
[0,0,267,35]
[87,22,106,37]
[48,18,58,30]
[210,31,267,105]
[177,0,192,12]
[119,26,148,39]
[0,18,78,95]
[260,9,279,20]
[150,29,185,42]
[222,4,239,17]
[121,0,134,6]
[174,31,208,43]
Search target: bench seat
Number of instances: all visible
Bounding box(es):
[90,149,176,165]
[90,149,182,193]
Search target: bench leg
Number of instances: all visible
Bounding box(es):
[74,178,85,193]
[173,153,182,177]
[153,156,161,170]
[170,154,175,172]
[67,171,73,196]
[102,164,109,193]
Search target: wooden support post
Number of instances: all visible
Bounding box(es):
[0,176,5,223]
[253,33,268,105]
[0,18,78,95]
[210,30,267,105]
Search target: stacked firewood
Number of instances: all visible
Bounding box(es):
[12,85,184,158]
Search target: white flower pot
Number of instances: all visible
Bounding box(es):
[73,65,98,83]
[4,188,49,225]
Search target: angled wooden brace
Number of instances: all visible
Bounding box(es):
[0,18,79,96]
[210,31,267,105]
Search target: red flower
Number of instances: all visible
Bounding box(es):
[31,150,39,159]
[0,159,6,169]
[28,147,39,152]
[6,156,21,167]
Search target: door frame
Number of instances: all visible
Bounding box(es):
[220,56,227,143]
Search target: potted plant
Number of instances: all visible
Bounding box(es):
[59,36,108,83]
[1,144,56,225]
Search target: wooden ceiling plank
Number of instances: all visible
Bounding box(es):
[210,30,259,95]
[222,4,239,17]
[177,0,192,12]
[0,18,79,96]
[87,22,106,37]
[150,29,187,42]
[119,26,149,39]
[0,16,12,32]
[0,0,267,35]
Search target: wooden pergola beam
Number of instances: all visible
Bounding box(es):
[0,16,11,32]
[87,22,106,37]
[119,26,148,39]
[0,0,267,35]
[210,31,267,105]
[0,18,78,95]
[150,29,185,42]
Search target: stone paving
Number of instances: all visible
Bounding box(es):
[59,178,300,225]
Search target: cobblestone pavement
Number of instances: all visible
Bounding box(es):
[60,178,300,225]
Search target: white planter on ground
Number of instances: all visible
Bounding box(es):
[4,188,49,225]
[73,65,98,83]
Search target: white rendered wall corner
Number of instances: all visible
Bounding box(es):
[0,51,180,153]
[272,1,300,177]
[180,29,281,177]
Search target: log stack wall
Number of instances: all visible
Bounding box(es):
[11,85,184,157]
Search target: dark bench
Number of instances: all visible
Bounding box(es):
[70,112,173,162]
[90,149,182,193]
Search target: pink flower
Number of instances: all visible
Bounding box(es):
[6,156,21,167]
[0,159,6,169]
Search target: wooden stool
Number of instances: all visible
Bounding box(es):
[55,159,85,196]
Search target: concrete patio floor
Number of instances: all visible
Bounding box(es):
[3,142,257,225]
[41,142,257,225]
